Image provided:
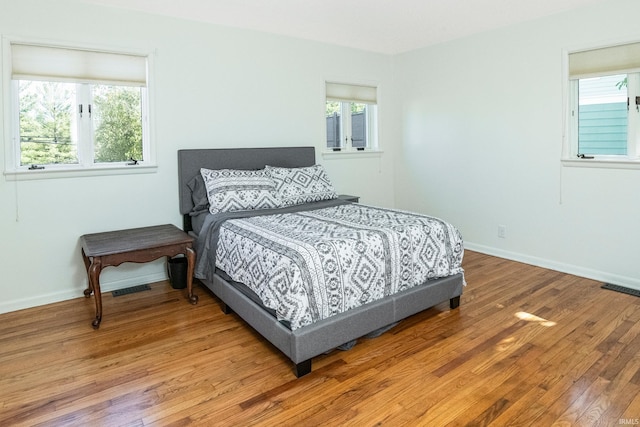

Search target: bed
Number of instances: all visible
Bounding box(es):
[177,146,465,377]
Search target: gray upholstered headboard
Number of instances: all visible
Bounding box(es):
[177,146,316,216]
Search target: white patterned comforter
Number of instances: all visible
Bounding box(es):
[213,203,464,330]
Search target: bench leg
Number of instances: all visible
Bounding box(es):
[186,246,198,305]
[81,248,93,297]
[87,257,103,329]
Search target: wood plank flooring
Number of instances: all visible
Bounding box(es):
[1,250,640,426]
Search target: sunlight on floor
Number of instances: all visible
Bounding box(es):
[515,311,557,327]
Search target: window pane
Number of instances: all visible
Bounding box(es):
[351,103,367,149]
[578,74,627,155]
[18,80,77,165]
[326,101,341,148]
[92,85,143,163]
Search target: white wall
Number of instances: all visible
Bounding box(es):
[0,0,397,313]
[4,0,638,315]
[395,0,640,288]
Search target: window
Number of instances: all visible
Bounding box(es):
[566,42,640,164]
[575,74,628,156]
[325,82,378,151]
[4,40,153,177]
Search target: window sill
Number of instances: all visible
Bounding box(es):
[561,157,640,170]
[3,163,158,181]
[321,149,383,160]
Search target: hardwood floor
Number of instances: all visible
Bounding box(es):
[1,250,639,426]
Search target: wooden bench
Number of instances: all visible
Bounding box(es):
[80,224,197,329]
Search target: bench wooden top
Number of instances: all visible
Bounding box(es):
[80,224,193,257]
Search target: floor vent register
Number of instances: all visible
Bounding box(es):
[601,283,640,298]
[112,284,151,297]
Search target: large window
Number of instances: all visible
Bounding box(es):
[567,42,640,163]
[325,82,378,151]
[4,40,152,176]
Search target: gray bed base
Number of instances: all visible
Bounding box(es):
[177,146,464,377]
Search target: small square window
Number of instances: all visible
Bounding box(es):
[325,82,378,152]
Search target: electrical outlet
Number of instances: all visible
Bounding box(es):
[498,225,507,239]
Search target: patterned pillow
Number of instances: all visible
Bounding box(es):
[200,168,281,214]
[265,164,338,206]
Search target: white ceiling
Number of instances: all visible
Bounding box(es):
[82,0,609,54]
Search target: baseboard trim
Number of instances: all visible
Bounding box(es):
[0,272,168,315]
[465,242,640,291]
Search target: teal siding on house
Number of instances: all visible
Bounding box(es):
[578,102,627,155]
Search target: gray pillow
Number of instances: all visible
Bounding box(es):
[187,174,209,214]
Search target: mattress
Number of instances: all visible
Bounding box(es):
[195,201,464,331]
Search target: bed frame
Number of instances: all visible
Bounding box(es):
[177,146,464,377]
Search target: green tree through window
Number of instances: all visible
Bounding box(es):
[17,82,144,166]
[93,85,143,163]
[19,81,76,165]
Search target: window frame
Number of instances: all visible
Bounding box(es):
[562,41,640,170]
[327,100,378,151]
[324,81,380,154]
[2,36,157,180]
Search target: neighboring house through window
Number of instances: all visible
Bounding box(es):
[325,81,378,152]
[3,39,154,177]
[567,41,640,164]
